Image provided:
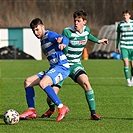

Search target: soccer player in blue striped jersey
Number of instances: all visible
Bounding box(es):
[19,18,70,122]
[42,10,108,120]
[116,10,133,87]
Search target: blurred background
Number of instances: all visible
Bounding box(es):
[0,0,133,60]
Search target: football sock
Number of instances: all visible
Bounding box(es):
[85,89,96,115]
[25,86,35,108]
[124,66,130,80]
[44,85,62,106]
[47,97,55,111]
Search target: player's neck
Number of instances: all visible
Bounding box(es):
[125,19,130,23]
[77,28,83,33]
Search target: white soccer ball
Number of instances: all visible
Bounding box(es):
[3,109,19,125]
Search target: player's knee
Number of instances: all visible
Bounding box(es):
[81,80,91,90]
[24,78,31,88]
[82,80,88,86]
[39,80,47,89]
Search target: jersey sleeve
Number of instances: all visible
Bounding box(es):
[61,36,69,47]
[48,31,61,42]
[86,26,99,43]
[48,31,69,46]
[62,29,69,54]
[88,34,99,43]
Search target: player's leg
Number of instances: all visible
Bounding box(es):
[20,74,41,119]
[40,66,70,122]
[70,63,101,120]
[123,58,131,86]
[77,74,101,120]
[130,49,133,86]
[131,61,133,86]
[121,48,131,86]
[41,83,63,118]
[46,85,59,110]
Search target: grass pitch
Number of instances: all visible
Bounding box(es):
[0,59,133,133]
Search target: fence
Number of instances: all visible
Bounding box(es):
[89,23,120,59]
[92,23,118,52]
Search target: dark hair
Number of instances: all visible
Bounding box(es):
[122,10,131,15]
[30,18,43,29]
[73,10,87,20]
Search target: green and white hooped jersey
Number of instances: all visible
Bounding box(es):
[116,19,133,49]
[62,26,98,65]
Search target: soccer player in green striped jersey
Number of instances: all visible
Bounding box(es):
[116,10,133,87]
[42,10,108,120]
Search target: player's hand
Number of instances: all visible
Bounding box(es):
[98,39,109,45]
[116,48,119,53]
[56,37,63,43]
[58,44,66,50]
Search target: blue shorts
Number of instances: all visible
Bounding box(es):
[37,65,70,85]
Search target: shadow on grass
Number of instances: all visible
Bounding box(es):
[102,117,133,120]
[37,116,133,121]
[19,116,89,122]
[0,114,6,125]
[34,116,57,122]
[18,116,57,122]
[0,114,3,119]
[0,123,7,125]
[1,113,132,125]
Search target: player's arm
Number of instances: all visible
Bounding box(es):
[88,34,99,43]
[57,36,69,51]
[48,31,69,50]
[55,29,70,54]
[56,36,69,54]
[86,26,108,44]
[88,33,108,44]
[59,36,69,47]
[116,24,120,53]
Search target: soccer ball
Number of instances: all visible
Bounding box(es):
[3,109,19,125]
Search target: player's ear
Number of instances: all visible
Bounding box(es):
[41,24,45,29]
[83,20,87,25]
[42,25,45,29]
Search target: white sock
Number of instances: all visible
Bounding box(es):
[28,107,35,110]
[131,77,133,82]
[58,104,63,108]
[127,79,131,83]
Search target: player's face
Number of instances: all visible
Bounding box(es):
[74,17,87,33]
[32,24,45,39]
[123,13,131,22]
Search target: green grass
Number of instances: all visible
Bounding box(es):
[0,60,133,133]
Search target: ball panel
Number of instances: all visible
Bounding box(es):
[3,109,19,125]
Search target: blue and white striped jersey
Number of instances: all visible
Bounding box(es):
[41,30,69,68]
